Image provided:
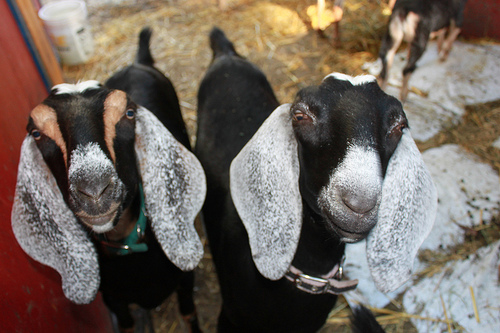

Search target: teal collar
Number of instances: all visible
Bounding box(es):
[96,184,149,256]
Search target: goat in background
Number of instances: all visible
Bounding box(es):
[378,0,468,103]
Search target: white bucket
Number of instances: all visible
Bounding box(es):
[39,0,94,65]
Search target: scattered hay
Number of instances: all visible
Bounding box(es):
[418,100,500,173]
[249,2,308,36]
[418,214,500,279]
[60,1,500,332]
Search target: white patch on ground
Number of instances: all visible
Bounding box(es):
[493,136,500,150]
[344,240,408,308]
[403,240,500,333]
[399,87,456,142]
[421,145,500,251]
[364,41,500,141]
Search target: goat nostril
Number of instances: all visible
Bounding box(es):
[342,192,378,215]
[77,182,111,202]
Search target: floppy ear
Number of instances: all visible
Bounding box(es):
[230,104,302,280]
[11,135,100,304]
[366,129,437,293]
[135,107,205,271]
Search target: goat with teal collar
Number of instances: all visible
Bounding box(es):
[11,28,206,333]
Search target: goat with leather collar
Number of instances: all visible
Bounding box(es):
[286,203,358,295]
[196,27,436,333]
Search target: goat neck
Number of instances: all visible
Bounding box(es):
[291,201,346,277]
[101,186,140,242]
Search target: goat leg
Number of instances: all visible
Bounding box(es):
[130,307,155,333]
[430,27,447,55]
[439,20,461,61]
[400,24,430,103]
[176,271,202,333]
[103,295,137,333]
[378,13,404,90]
[331,20,341,47]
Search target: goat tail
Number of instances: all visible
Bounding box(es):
[136,27,155,67]
[209,26,238,59]
[350,305,385,333]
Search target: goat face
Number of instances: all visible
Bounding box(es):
[291,73,408,242]
[230,73,436,292]
[12,80,205,304]
[27,82,137,233]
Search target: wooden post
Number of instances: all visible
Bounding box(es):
[14,0,64,87]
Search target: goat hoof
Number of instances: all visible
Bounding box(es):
[183,312,202,333]
[119,327,135,333]
[439,51,450,62]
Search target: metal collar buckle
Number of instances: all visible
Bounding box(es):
[285,255,358,295]
[293,273,330,294]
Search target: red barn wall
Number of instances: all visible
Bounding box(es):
[0,1,113,332]
[462,0,500,40]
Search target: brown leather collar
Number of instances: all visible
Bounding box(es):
[284,256,358,295]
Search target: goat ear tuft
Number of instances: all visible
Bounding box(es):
[11,135,100,304]
[135,107,205,271]
[230,104,302,280]
[366,129,437,293]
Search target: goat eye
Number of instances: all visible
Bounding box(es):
[31,129,41,140]
[293,110,310,121]
[125,109,135,119]
[389,121,407,137]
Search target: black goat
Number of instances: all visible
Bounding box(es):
[11,28,205,332]
[350,305,385,333]
[196,27,437,332]
[378,0,467,103]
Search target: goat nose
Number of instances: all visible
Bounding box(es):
[77,179,112,202]
[342,191,378,215]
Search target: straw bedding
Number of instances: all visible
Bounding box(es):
[61,1,499,332]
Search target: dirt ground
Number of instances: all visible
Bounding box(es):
[60,0,499,332]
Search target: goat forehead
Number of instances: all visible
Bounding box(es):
[45,88,128,164]
[53,80,101,95]
[44,86,109,123]
[318,91,381,133]
[50,95,107,144]
[313,76,380,115]
[323,72,376,86]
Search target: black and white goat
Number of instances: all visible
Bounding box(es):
[196,27,437,332]
[11,28,205,332]
[378,0,468,103]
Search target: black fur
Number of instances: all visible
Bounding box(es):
[350,305,385,333]
[106,27,190,149]
[196,27,403,332]
[30,27,200,332]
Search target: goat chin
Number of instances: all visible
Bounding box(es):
[77,211,118,233]
[88,220,115,233]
